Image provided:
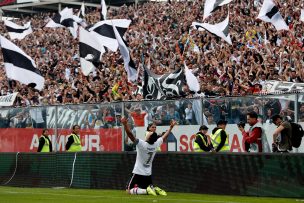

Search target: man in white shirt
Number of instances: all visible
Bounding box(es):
[121,117,176,196]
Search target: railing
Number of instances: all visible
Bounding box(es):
[0,92,304,152]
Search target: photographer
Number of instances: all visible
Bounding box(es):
[271,114,292,153]
[238,112,264,152]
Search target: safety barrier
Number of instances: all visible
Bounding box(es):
[0,152,304,198]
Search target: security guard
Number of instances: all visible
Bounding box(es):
[193,125,213,152]
[210,120,230,152]
[65,125,82,152]
[37,129,52,152]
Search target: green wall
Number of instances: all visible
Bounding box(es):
[0,152,303,198]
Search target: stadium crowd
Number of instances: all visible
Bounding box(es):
[0,0,303,128]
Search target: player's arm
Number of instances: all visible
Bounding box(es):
[162,120,177,140]
[121,117,136,143]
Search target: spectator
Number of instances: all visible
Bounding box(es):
[126,106,147,127]
[184,103,195,124]
[0,1,302,107]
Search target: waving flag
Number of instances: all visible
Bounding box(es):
[192,13,232,45]
[257,0,288,30]
[143,67,186,100]
[0,35,45,90]
[184,62,200,93]
[78,2,85,18]
[89,19,131,51]
[79,27,105,76]
[113,23,137,82]
[4,20,32,40]
[46,7,78,38]
[101,0,107,20]
[203,0,232,20]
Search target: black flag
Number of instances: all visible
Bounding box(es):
[143,67,186,100]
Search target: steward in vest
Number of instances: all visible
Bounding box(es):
[238,112,264,152]
[65,125,82,152]
[210,120,229,152]
[193,125,213,152]
[37,129,52,152]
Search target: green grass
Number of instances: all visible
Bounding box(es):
[0,186,301,203]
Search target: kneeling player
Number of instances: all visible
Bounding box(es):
[122,117,176,196]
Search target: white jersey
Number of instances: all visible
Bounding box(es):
[132,137,163,176]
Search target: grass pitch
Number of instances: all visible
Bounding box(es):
[0,186,301,203]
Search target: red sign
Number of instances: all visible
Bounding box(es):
[0,128,122,152]
[0,0,15,6]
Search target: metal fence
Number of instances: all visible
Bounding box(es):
[0,92,303,152]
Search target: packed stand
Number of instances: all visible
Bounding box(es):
[0,0,302,113]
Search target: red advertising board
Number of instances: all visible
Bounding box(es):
[0,128,122,152]
[0,0,15,6]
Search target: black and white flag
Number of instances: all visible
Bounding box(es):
[0,35,45,90]
[192,13,232,45]
[46,7,78,38]
[143,67,186,100]
[203,0,232,20]
[89,19,131,51]
[257,0,288,30]
[100,0,107,20]
[79,27,105,76]
[113,23,137,82]
[4,20,32,40]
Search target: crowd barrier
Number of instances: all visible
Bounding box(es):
[0,152,303,198]
[0,92,304,152]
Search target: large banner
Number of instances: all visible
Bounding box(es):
[0,92,18,106]
[136,123,304,153]
[0,0,15,6]
[0,128,122,152]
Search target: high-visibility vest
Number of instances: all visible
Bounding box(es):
[41,135,50,152]
[211,129,230,152]
[193,133,207,152]
[68,133,82,152]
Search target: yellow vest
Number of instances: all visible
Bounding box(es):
[211,129,230,152]
[193,133,207,152]
[68,133,82,152]
[41,135,50,152]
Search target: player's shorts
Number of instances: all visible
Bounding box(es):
[126,173,152,190]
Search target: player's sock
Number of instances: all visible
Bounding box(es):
[129,187,147,195]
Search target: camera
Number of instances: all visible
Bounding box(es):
[237,121,246,128]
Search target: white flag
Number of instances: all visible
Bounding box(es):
[101,0,107,20]
[184,62,200,92]
[78,2,85,18]
[204,0,232,20]
[301,9,304,22]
